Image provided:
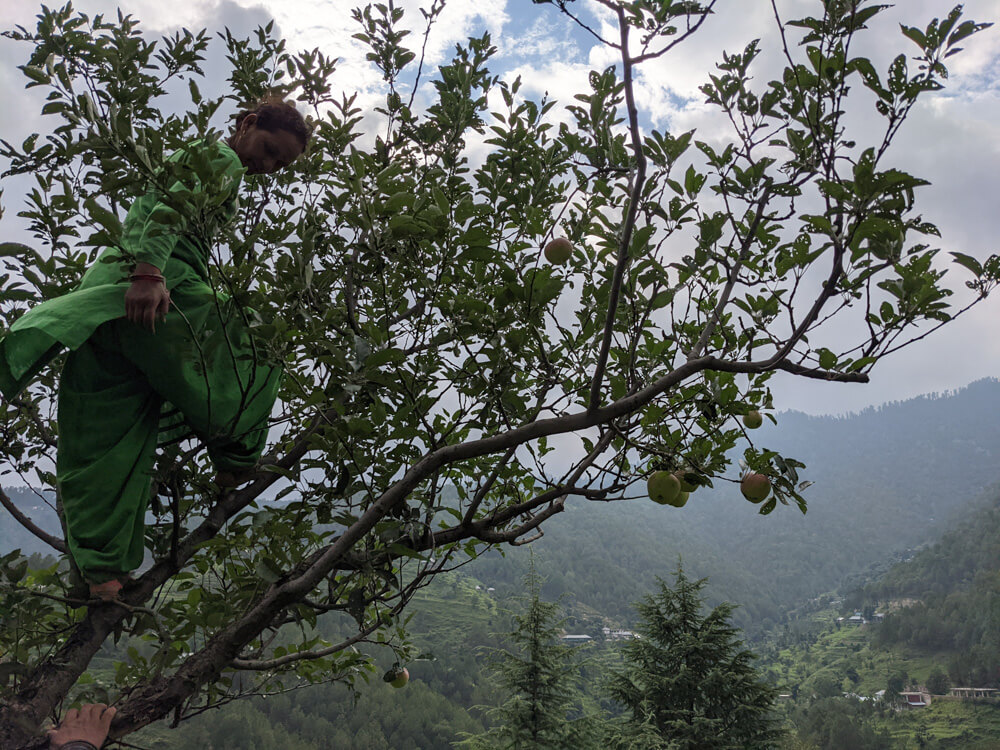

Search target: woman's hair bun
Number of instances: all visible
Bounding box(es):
[234,95,311,148]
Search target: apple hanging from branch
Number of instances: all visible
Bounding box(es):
[740,472,771,503]
[647,471,686,507]
[384,666,410,688]
[543,237,573,264]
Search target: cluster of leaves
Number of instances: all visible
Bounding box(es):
[0,0,995,745]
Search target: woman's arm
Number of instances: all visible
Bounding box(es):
[127,140,244,271]
[122,140,243,331]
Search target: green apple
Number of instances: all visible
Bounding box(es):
[742,410,763,429]
[390,667,409,688]
[740,473,771,503]
[544,237,573,264]
[647,471,681,506]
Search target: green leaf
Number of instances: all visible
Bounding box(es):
[385,191,413,213]
[684,165,706,197]
[255,557,282,583]
[20,65,50,84]
[848,356,877,372]
[0,242,34,257]
[900,24,926,48]
[948,20,992,48]
[950,252,983,277]
[388,543,426,560]
[366,347,404,369]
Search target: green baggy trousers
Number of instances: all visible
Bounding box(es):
[56,290,280,583]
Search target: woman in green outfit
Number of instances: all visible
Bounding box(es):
[0,98,309,601]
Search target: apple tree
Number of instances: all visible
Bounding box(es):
[0,0,994,746]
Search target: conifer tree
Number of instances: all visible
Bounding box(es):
[606,565,782,749]
[459,558,600,749]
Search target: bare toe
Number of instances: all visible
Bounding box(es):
[89,579,123,602]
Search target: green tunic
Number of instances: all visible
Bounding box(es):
[0,139,282,583]
[0,138,245,396]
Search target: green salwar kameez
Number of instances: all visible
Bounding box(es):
[0,139,280,583]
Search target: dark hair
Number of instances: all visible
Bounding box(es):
[234,96,311,149]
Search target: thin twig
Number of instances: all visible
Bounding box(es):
[588,7,647,412]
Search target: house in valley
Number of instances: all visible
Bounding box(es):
[900,690,931,708]
[601,627,637,641]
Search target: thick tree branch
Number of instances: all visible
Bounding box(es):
[772,360,867,382]
[470,498,566,544]
[231,625,376,671]
[0,487,66,554]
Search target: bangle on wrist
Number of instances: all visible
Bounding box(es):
[129,273,165,284]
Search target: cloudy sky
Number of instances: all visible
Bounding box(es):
[3,0,999,416]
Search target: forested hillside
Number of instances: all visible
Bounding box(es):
[860,489,1000,688]
[760,486,1000,749]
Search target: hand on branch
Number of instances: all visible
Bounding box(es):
[47,704,115,750]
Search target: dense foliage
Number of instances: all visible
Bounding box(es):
[790,697,891,750]
[0,0,994,746]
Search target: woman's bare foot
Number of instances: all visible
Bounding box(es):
[48,703,116,749]
[88,579,123,602]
